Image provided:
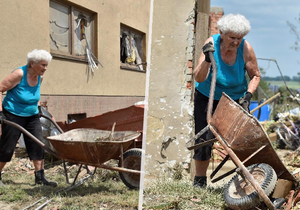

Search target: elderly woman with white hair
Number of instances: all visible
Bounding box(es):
[0,49,57,187]
[192,14,261,187]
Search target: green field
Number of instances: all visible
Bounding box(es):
[266,80,300,89]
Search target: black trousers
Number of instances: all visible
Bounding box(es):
[193,89,240,160]
[0,108,44,162]
[193,89,219,161]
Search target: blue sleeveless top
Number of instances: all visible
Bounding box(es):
[3,65,41,117]
[195,34,248,100]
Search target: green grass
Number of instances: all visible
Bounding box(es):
[266,80,300,89]
[0,154,139,210]
[142,177,227,210]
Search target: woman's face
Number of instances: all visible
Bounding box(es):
[220,32,244,50]
[31,60,48,75]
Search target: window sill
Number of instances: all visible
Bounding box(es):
[120,63,146,73]
[51,53,88,63]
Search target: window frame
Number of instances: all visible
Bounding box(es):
[49,0,97,63]
[120,23,147,72]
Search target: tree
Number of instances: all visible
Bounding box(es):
[287,14,300,64]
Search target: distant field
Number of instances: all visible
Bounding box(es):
[265,80,300,89]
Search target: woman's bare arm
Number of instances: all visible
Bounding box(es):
[243,40,261,94]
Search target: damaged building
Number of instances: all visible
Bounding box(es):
[0,0,151,123]
[144,0,223,183]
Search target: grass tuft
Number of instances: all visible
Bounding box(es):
[142,177,227,210]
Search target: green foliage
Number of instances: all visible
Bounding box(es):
[0,187,28,203]
[262,76,300,82]
[253,65,300,120]
[253,78,273,101]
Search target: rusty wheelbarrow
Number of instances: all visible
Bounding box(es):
[3,114,142,189]
[186,52,299,210]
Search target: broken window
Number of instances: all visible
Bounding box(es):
[49,1,96,62]
[120,24,146,71]
[67,113,86,124]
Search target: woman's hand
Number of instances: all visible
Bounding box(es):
[193,37,214,83]
[202,41,215,63]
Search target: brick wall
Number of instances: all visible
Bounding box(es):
[210,7,224,35]
[187,6,224,94]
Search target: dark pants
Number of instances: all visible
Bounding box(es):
[193,89,219,161]
[193,89,240,160]
[0,108,44,162]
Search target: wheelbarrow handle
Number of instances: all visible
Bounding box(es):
[207,51,217,124]
[2,119,60,159]
[250,92,280,114]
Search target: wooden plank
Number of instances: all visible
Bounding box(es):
[272,179,294,198]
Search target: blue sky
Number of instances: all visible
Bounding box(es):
[211,0,300,77]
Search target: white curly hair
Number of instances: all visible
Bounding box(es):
[217,14,251,36]
[27,49,52,66]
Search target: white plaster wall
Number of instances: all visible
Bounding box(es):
[144,0,195,182]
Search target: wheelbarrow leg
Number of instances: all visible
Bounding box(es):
[63,161,70,184]
[210,155,230,180]
[72,164,83,185]
[211,144,268,183]
[210,125,275,210]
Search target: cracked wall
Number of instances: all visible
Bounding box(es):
[144,0,196,184]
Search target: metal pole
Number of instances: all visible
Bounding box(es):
[250,92,281,114]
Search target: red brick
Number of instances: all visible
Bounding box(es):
[187,82,192,89]
[293,188,300,206]
[285,190,295,210]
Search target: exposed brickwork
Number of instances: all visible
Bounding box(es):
[184,8,195,94]
[40,95,144,122]
[210,7,224,35]
[187,81,192,89]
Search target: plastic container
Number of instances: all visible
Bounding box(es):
[249,101,271,122]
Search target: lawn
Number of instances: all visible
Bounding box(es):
[266,80,300,89]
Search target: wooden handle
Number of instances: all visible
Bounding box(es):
[250,92,280,114]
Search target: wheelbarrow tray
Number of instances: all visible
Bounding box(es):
[210,92,297,182]
[47,128,141,167]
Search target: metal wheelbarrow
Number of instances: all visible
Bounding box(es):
[3,113,142,189]
[186,52,299,210]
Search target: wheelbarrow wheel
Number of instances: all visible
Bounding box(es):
[224,163,277,210]
[119,148,141,189]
